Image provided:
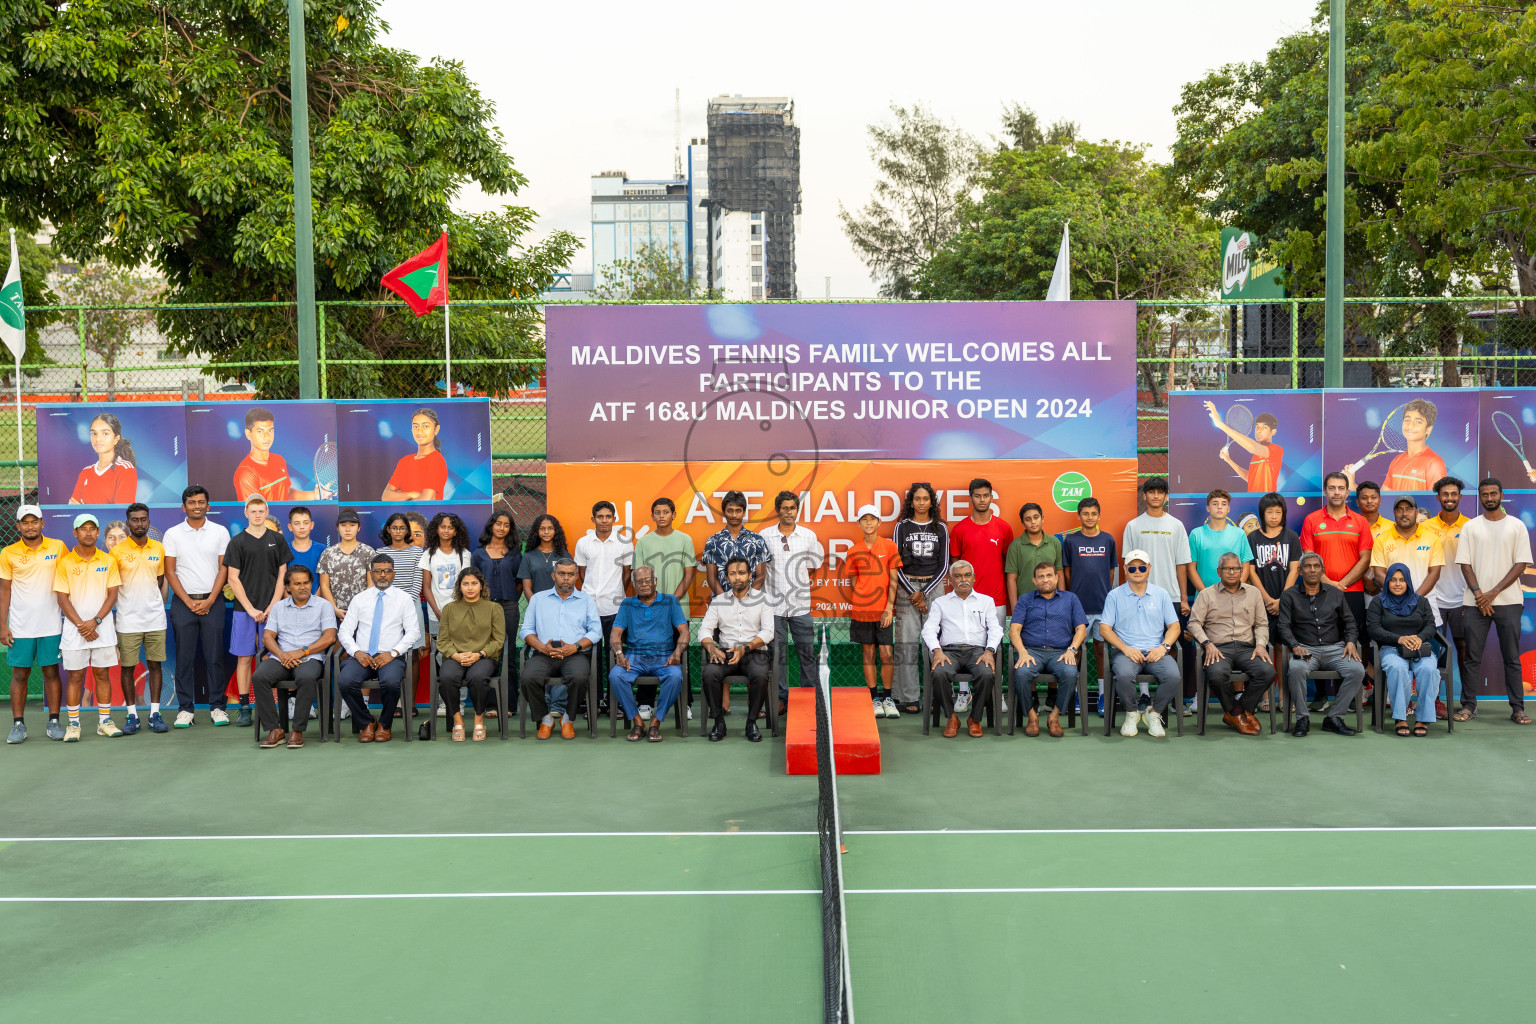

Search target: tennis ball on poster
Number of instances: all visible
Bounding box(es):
[1295,497,1306,506]
[1052,472,1091,512]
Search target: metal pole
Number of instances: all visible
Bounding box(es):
[289,0,319,400]
[1324,0,1345,389]
[13,353,22,497]
[442,223,451,397]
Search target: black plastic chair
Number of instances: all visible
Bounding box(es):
[1102,669,1185,737]
[608,656,690,738]
[331,648,418,742]
[1005,656,1084,736]
[919,645,1001,736]
[518,644,600,738]
[1372,630,1451,735]
[1277,645,1364,735]
[425,636,511,741]
[250,648,332,743]
[699,634,778,738]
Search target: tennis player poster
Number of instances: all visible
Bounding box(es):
[35,402,188,506]
[184,400,338,504]
[1167,390,1322,495]
[1323,390,1478,494]
[1479,390,1536,487]
[334,399,492,503]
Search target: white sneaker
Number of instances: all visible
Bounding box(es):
[1121,709,1140,737]
[872,699,885,718]
[1146,710,1166,737]
[287,697,297,719]
[687,706,694,720]
[1000,693,1009,714]
[881,697,900,719]
[174,710,194,728]
[1181,701,1197,717]
[639,704,653,721]
[436,701,447,718]
[954,692,972,715]
[340,703,351,720]
[209,707,229,726]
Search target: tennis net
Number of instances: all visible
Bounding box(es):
[814,657,854,1023]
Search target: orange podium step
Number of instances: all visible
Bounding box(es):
[785,687,881,775]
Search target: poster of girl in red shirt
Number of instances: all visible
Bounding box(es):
[35,402,187,506]
[334,399,491,504]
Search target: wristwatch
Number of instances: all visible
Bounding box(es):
[92,615,103,625]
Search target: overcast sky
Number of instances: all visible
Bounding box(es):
[378,0,1322,298]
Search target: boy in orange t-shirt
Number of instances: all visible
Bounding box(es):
[843,505,903,718]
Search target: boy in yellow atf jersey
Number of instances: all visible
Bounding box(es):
[112,503,170,733]
[1,506,69,743]
[54,514,121,741]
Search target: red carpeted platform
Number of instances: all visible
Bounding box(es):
[785,686,881,775]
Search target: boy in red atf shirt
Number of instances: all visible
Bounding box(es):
[949,477,1012,714]
[843,505,902,718]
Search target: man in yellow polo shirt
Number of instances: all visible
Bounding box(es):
[54,514,122,742]
[1371,497,1445,613]
[112,503,170,734]
[1,505,69,743]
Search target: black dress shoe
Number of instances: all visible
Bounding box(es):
[745,721,762,743]
[1291,716,1310,737]
[1321,716,1355,736]
[708,720,727,742]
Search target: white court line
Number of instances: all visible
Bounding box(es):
[0,831,815,843]
[0,889,819,903]
[847,826,1536,836]
[848,884,1536,895]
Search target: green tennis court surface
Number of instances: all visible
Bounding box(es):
[3,714,1534,1022]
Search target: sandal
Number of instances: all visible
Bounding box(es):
[1512,712,1532,725]
[1412,723,1428,736]
[451,722,465,742]
[647,722,663,742]
[1453,706,1475,722]
[626,720,645,742]
[471,723,486,742]
[1394,721,1410,737]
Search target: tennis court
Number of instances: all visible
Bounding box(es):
[3,703,1534,1022]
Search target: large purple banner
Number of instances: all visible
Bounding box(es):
[545,302,1137,463]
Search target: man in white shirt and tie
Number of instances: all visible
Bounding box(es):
[760,490,825,717]
[700,556,775,743]
[337,553,421,742]
[921,559,1003,737]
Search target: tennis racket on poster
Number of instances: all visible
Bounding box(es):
[1219,404,1253,460]
[1346,404,1409,474]
[1491,410,1536,483]
[313,441,339,499]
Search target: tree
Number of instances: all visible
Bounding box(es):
[591,246,700,302]
[0,225,59,383]
[0,1,578,397]
[838,104,980,298]
[997,101,1078,153]
[51,262,166,393]
[917,140,1216,303]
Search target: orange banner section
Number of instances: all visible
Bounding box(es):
[547,459,1138,616]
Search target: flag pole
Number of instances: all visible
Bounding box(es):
[441,223,451,397]
[6,229,21,497]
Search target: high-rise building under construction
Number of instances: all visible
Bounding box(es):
[705,96,801,300]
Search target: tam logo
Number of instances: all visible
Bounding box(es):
[1052,472,1092,512]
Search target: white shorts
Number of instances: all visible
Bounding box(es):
[62,646,120,671]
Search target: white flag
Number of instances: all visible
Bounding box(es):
[1045,221,1071,302]
[0,230,24,360]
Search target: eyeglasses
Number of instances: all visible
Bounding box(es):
[1126,565,1149,574]
[780,534,790,550]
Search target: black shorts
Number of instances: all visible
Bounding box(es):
[849,619,894,646]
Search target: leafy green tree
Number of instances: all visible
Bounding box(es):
[591,246,700,302]
[0,1,577,397]
[996,102,1078,153]
[839,104,981,298]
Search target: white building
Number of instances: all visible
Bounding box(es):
[711,210,768,301]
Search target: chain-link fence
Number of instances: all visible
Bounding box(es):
[4,295,1533,700]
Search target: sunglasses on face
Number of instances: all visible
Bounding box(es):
[1126,565,1149,574]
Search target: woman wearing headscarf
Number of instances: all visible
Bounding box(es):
[1367,562,1441,736]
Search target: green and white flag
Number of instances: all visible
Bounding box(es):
[0,230,25,361]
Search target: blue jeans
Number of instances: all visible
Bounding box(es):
[1012,647,1077,713]
[1381,648,1441,723]
[609,654,683,720]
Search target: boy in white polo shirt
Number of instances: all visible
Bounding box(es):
[54,514,122,741]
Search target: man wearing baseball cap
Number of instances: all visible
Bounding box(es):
[1098,549,1183,738]
[53,513,122,741]
[2,505,69,743]
[842,504,902,717]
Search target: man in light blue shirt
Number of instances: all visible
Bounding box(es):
[252,563,337,747]
[521,557,601,739]
[1099,549,1183,738]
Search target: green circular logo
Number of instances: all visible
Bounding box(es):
[1051,471,1091,512]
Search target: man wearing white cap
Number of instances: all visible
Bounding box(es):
[2,505,68,743]
[843,504,902,716]
[53,513,122,741]
[1098,549,1182,738]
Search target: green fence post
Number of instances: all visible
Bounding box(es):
[77,307,87,400]
[1290,299,1300,389]
[318,303,328,400]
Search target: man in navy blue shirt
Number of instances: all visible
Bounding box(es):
[1009,563,1087,737]
[608,565,688,742]
[1061,497,1118,713]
